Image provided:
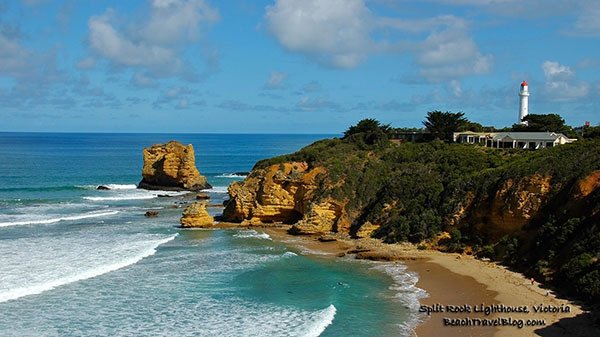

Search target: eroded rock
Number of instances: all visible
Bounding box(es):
[180,202,214,228]
[138,141,211,191]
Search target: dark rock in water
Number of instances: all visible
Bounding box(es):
[157,194,171,198]
[318,235,337,242]
[234,172,249,176]
[97,185,111,190]
[196,193,210,200]
[138,141,212,191]
[145,211,159,217]
[222,199,230,207]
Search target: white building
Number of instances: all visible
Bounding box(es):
[453,131,577,149]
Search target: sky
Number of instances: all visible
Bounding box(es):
[0,0,599,133]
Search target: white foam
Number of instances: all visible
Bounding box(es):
[297,304,337,337]
[215,173,247,178]
[206,186,228,194]
[282,251,298,258]
[0,234,177,303]
[83,195,156,201]
[83,189,187,202]
[233,229,272,240]
[372,263,428,336]
[104,184,138,190]
[76,184,137,190]
[0,210,119,227]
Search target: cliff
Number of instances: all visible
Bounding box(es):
[221,136,600,302]
[223,162,349,234]
[138,141,211,191]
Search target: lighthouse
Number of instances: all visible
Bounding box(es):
[518,80,529,124]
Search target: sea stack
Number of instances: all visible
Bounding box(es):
[138,141,212,191]
[180,202,214,228]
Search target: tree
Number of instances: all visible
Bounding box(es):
[512,114,575,136]
[423,111,468,142]
[458,121,484,132]
[343,118,392,145]
[583,125,600,139]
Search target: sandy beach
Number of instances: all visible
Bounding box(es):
[253,225,599,337]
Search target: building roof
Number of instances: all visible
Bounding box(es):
[492,132,566,141]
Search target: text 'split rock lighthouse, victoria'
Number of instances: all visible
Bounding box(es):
[518,80,529,124]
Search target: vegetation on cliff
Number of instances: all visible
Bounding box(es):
[251,121,600,303]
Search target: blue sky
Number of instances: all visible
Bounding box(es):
[1,0,599,133]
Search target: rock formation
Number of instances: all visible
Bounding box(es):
[180,202,214,228]
[138,141,211,191]
[222,162,350,234]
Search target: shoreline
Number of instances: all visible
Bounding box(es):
[216,223,598,337]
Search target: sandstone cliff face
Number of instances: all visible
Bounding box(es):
[575,170,600,198]
[180,202,214,228]
[459,174,552,240]
[222,162,350,234]
[222,163,599,240]
[138,141,211,191]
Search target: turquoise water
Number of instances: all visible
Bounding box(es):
[0,133,422,337]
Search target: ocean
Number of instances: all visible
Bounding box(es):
[0,133,423,337]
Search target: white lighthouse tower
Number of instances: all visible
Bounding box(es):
[518,80,529,124]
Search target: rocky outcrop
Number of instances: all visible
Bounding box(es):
[465,174,552,240]
[575,170,600,198]
[222,162,349,234]
[138,141,211,191]
[180,202,214,228]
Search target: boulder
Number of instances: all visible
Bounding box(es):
[138,141,211,191]
[145,211,159,217]
[180,202,214,228]
[97,185,111,190]
[196,193,210,200]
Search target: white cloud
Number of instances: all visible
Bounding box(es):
[87,0,219,80]
[542,61,573,80]
[297,95,341,111]
[265,0,373,68]
[264,71,287,89]
[414,24,493,81]
[542,61,589,101]
[141,0,219,46]
[264,0,491,81]
[89,10,179,68]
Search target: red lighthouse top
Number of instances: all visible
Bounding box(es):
[521,80,528,86]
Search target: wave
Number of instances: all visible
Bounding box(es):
[83,190,187,202]
[0,210,119,227]
[215,173,247,178]
[233,229,272,240]
[282,251,298,258]
[298,304,337,337]
[0,234,177,303]
[0,184,138,193]
[83,195,156,201]
[205,186,228,194]
[371,263,428,336]
[77,184,137,190]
